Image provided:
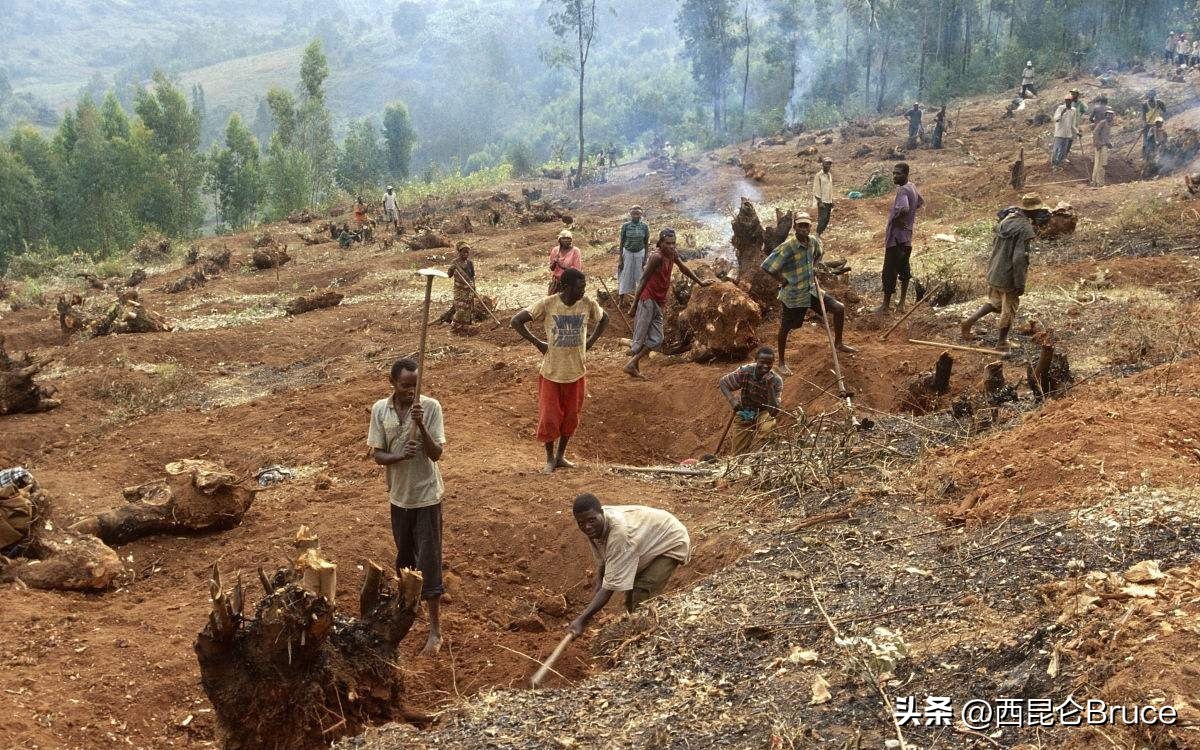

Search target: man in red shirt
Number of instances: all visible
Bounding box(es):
[624,228,712,377]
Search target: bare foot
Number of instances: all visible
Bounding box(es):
[542,461,557,474]
[777,364,793,376]
[836,343,858,354]
[623,362,641,378]
[960,321,975,341]
[420,632,442,657]
[995,339,1012,352]
[555,457,575,470]
[872,304,890,316]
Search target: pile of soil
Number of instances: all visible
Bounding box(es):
[923,358,1200,523]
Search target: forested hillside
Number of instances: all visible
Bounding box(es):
[0,0,1192,271]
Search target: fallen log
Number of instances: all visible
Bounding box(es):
[70,460,256,545]
[0,336,60,415]
[787,506,855,532]
[195,537,423,750]
[285,290,344,316]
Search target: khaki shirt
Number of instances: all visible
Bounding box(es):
[589,505,690,591]
[812,170,834,204]
[367,395,446,509]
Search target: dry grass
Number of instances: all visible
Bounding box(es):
[1104,298,1200,367]
[93,363,202,425]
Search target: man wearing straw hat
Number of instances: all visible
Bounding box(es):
[616,205,650,303]
[548,228,583,295]
[960,194,1044,351]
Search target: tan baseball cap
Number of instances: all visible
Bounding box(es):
[794,212,813,225]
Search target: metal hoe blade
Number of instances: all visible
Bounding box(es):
[417,267,449,278]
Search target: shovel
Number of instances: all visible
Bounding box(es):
[414,268,449,402]
[530,632,575,688]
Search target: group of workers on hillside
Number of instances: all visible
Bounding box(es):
[366,46,1193,653]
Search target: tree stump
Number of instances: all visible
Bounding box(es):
[0,336,60,415]
[899,351,953,414]
[678,281,762,360]
[0,471,123,591]
[70,460,255,545]
[165,268,207,293]
[1010,148,1026,190]
[195,544,423,750]
[251,245,292,270]
[199,247,233,276]
[285,291,344,316]
[731,201,793,312]
[1026,332,1072,399]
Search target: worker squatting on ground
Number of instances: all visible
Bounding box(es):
[905,103,922,149]
[567,493,690,636]
[436,242,476,326]
[959,194,1044,351]
[624,228,713,378]
[382,186,399,232]
[367,358,447,657]
[718,346,784,455]
[812,157,834,235]
[511,269,609,474]
[548,229,583,295]
[761,212,856,377]
[1051,94,1079,168]
[616,205,650,303]
[876,162,924,315]
[1092,108,1116,188]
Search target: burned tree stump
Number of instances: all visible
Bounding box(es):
[724,199,792,309]
[1010,148,1026,190]
[70,460,255,545]
[0,470,123,591]
[126,268,147,287]
[899,351,953,414]
[1026,333,1072,400]
[196,538,423,750]
[408,230,451,250]
[251,245,291,270]
[678,281,762,361]
[984,361,1017,405]
[285,291,344,316]
[0,336,60,415]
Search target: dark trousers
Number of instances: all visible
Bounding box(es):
[816,201,832,234]
[882,244,912,296]
[1020,83,1038,98]
[390,503,444,599]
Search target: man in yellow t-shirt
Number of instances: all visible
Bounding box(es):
[511,268,609,473]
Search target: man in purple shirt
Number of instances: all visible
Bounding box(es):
[875,162,924,314]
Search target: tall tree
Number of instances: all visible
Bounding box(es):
[134,71,204,237]
[295,40,336,205]
[336,119,385,195]
[677,0,737,136]
[382,102,418,180]
[207,113,264,229]
[548,0,598,185]
[0,146,47,270]
[265,88,297,148]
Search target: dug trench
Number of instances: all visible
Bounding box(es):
[0,251,998,749]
